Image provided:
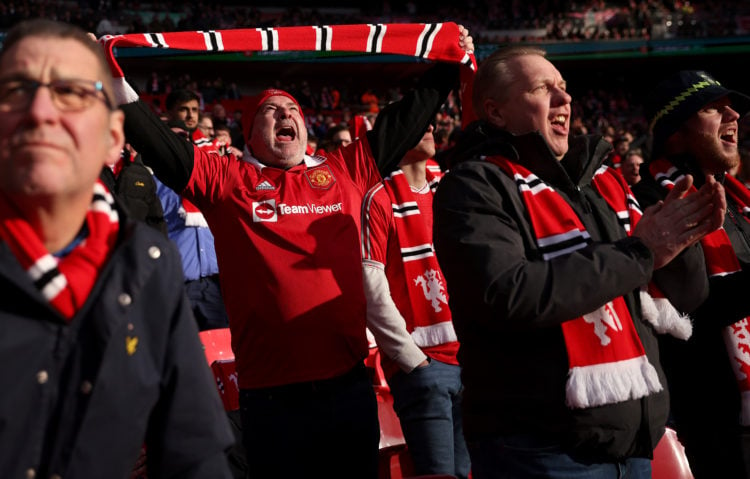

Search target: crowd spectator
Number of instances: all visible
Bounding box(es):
[633,69,750,479]
[319,123,353,153]
[0,18,233,477]
[110,25,473,477]
[362,121,469,478]
[620,147,645,185]
[432,44,724,479]
[198,112,215,139]
[159,102,229,332]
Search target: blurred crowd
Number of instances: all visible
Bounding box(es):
[3,0,750,184]
[2,0,750,44]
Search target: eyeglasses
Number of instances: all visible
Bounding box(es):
[0,78,114,112]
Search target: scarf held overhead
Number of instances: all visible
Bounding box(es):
[651,158,750,425]
[0,181,119,320]
[98,22,477,126]
[381,162,456,348]
[487,155,669,409]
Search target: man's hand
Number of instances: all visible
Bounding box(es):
[457,24,474,54]
[633,174,726,269]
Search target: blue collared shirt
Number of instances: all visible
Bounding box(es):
[155,178,219,281]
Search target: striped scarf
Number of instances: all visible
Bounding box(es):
[177,128,214,228]
[0,181,120,320]
[488,155,669,409]
[380,161,456,347]
[651,157,750,425]
[97,22,477,127]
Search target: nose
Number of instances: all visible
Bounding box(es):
[26,83,59,123]
[555,87,572,105]
[724,105,741,122]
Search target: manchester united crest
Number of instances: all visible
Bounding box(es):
[305,165,336,190]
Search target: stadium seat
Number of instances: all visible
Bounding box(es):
[210,359,240,411]
[377,388,405,450]
[198,327,234,366]
[365,346,389,391]
[651,427,694,479]
[198,328,239,411]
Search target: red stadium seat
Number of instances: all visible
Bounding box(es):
[365,346,389,391]
[651,427,694,479]
[198,327,234,366]
[377,388,405,450]
[210,359,240,411]
[198,328,239,411]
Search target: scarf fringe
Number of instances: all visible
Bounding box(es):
[178,206,209,228]
[639,289,693,340]
[411,322,458,349]
[566,356,663,409]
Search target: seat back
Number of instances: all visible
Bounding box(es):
[651,427,694,479]
[198,327,234,366]
[365,346,389,390]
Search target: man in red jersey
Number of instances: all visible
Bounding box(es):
[109,26,473,478]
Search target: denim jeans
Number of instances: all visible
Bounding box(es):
[239,363,380,479]
[389,358,471,479]
[468,434,651,479]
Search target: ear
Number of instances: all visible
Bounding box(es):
[484,98,506,129]
[105,110,126,167]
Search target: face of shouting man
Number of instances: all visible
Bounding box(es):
[479,51,572,161]
[672,96,742,175]
[249,95,308,169]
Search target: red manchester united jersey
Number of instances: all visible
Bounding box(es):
[185,141,378,388]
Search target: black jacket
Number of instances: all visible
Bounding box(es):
[0,208,234,478]
[433,122,708,462]
[100,153,168,237]
[633,154,750,478]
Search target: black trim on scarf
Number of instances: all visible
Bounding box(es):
[148,33,167,48]
[418,23,438,58]
[367,24,384,53]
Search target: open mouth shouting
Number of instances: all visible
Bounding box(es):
[720,127,738,145]
[276,124,297,143]
[550,114,568,134]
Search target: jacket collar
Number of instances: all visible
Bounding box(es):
[453,121,613,192]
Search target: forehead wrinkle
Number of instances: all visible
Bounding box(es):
[3,40,98,83]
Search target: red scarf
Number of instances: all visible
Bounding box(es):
[178,198,209,228]
[98,22,478,128]
[488,156,668,409]
[177,129,213,227]
[651,158,750,425]
[0,181,120,320]
[381,162,456,347]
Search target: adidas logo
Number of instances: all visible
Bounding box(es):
[256,180,275,191]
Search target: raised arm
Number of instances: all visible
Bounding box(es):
[121,99,196,194]
[93,32,195,193]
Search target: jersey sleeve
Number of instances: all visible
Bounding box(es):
[361,184,393,265]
